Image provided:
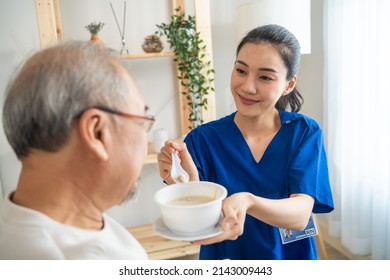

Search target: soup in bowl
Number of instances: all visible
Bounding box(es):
[154,181,227,236]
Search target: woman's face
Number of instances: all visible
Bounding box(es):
[230,43,296,117]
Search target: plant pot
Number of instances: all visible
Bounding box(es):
[90,34,104,45]
[142,35,163,53]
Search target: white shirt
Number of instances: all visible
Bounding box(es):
[0,193,148,260]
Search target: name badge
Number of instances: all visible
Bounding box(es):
[279,214,318,244]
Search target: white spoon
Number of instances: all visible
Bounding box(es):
[171,151,189,183]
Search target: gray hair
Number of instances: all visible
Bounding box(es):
[3,41,130,159]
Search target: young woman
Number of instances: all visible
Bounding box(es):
[157,24,334,260]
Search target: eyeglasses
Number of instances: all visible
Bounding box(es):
[92,106,155,132]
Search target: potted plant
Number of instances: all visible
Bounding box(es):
[85,21,105,44]
[156,8,215,130]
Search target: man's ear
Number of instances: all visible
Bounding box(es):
[78,109,110,161]
[283,75,297,96]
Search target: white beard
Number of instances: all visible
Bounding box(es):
[121,181,140,204]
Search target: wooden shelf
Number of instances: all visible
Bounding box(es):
[144,153,158,165]
[144,142,158,165]
[128,223,200,260]
[120,52,175,60]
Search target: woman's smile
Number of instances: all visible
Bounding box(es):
[237,93,260,106]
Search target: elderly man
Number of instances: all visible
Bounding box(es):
[0,41,154,259]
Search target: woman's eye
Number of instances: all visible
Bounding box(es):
[259,76,272,81]
[236,68,246,75]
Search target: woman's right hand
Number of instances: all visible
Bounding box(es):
[157,140,199,185]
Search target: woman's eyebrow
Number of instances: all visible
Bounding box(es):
[235,60,278,73]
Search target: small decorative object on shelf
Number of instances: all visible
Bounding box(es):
[85,21,105,44]
[142,35,164,53]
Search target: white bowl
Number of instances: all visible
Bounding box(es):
[154,181,227,236]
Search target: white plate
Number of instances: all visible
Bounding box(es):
[153,217,224,241]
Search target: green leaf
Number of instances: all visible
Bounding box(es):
[156,9,215,130]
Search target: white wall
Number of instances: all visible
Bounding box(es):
[299,0,324,125]
[0,0,41,197]
[0,0,324,228]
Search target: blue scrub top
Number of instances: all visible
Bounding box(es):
[184,110,334,260]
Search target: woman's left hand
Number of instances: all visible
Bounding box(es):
[192,192,252,245]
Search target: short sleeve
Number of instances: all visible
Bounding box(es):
[288,126,334,213]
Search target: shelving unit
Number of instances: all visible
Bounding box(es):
[35,0,216,166]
